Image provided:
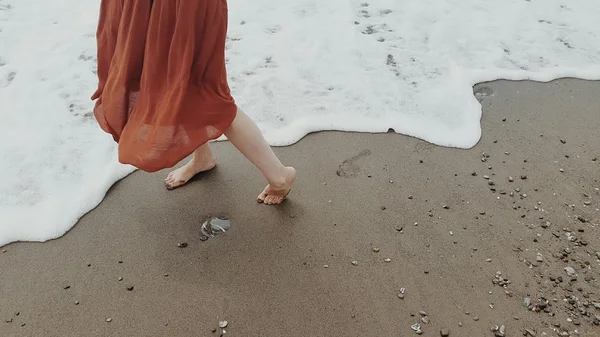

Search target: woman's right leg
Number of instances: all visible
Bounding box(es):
[224,108,296,205]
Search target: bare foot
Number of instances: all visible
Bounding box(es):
[164,156,216,190]
[257,167,296,205]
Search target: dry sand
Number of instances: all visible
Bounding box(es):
[1,78,600,337]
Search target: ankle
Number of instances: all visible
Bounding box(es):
[267,167,295,188]
[191,154,216,170]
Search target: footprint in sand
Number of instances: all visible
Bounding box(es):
[336,149,371,177]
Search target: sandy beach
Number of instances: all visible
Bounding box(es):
[1,78,599,336]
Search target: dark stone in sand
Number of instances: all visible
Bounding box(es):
[64,285,70,290]
[178,242,188,248]
[127,286,134,291]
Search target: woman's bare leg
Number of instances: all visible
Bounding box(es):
[164,142,217,190]
[224,108,296,205]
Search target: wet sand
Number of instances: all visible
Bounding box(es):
[1,78,600,337]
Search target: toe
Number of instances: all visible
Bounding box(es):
[257,190,268,203]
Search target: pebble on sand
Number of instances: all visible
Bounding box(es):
[372,247,380,253]
[525,328,537,336]
[384,258,391,262]
[219,320,228,328]
[564,266,577,277]
[177,242,188,248]
[440,328,450,337]
[351,261,358,266]
[127,286,134,291]
[106,318,112,323]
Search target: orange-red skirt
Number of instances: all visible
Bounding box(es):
[91,0,237,172]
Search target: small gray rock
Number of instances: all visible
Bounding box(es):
[440,328,450,336]
[564,266,576,277]
[596,251,600,259]
[525,328,536,336]
[419,311,428,316]
[106,318,112,323]
[495,325,505,337]
[219,320,228,328]
[351,260,358,266]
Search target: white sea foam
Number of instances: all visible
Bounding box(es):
[1,0,599,247]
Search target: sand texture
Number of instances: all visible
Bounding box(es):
[1,78,600,336]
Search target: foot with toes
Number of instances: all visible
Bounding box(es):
[257,167,296,205]
[164,155,216,190]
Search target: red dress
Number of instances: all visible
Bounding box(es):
[91,0,237,172]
